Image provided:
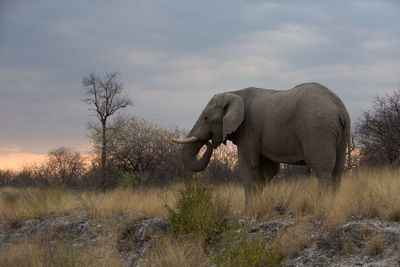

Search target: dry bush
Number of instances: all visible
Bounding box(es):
[92,116,185,188]
[0,169,14,186]
[340,235,355,255]
[212,232,286,267]
[364,232,387,256]
[272,217,312,258]
[145,238,207,267]
[356,88,400,166]
[0,147,87,188]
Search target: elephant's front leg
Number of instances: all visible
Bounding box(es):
[238,150,264,206]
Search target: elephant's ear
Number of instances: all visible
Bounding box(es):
[222,93,244,141]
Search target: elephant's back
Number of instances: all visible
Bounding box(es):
[291,82,346,110]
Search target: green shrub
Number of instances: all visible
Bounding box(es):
[212,232,287,267]
[120,172,140,187]
[166,179,230,242]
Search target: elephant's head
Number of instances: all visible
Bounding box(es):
[173,93,244,172]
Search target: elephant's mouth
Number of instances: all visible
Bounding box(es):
[211,132,225,148]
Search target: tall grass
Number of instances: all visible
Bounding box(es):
[1,168,400,265]
[2,168,400,226]
[1,168,400,227]
[0,186,178,226]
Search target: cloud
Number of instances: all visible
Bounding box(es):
[121,17,400,127]
[0,0,399,161]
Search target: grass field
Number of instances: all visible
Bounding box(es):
[1,168,400,266]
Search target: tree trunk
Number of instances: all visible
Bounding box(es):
[101,119,107,191]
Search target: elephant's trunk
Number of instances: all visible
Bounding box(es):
[181,140,213,172]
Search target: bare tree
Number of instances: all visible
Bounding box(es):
[82,72,132,190]
[356,89,400,166]
[105,116,184,186]
[47,147,87,185]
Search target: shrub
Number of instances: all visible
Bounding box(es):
[145,237,207,267]
[166,179,231,242]
[0,169,14,187]
[356,89,400,166]
[120,172,144,188]
[97,116,185,187]
[365,232,387,256]
[212,231,286,267]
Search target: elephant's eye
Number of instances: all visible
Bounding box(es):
[204,115,208,121]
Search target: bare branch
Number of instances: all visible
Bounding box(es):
[82,72,132,190]
[355,88,400,166]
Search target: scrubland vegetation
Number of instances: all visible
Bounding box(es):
[1,168,400,228]
[1,168,400,266]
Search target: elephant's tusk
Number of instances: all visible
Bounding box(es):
[172,136,199,144]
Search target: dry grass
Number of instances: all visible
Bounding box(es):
[365,232,387,256]
[0,238,120,267]
[144,238,207,267]
[1,168,400,265]
[0,186,179,227]
[272,217,312,258]
[3,168,397,227]
[242,167,400,227]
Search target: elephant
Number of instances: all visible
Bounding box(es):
[173,82,351,205]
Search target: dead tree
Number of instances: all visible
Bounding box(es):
[356,89,400,166]
[82,72,132,190]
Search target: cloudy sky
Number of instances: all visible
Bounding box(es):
[0,0,399,167]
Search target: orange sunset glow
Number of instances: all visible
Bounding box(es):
[0,153,47,170]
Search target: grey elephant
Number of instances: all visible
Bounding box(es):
[173,82,351,204]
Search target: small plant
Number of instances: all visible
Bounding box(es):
[145,237,207,267]
[166,179,231,242]
[272,219,311,258]
[120,172,142,188]
[365,232,387,256]
[212,231,286,267]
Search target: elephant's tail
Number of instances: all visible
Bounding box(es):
[347,130,352,170]
[334,111,351,176]
[341,111,351,170]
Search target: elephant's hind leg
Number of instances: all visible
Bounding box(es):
[304,140,337,196]
[331,142,347,193]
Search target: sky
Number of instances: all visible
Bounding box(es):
[0,0,399,168]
